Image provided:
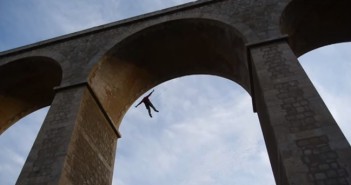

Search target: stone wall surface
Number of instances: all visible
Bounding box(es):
[61,88,117,185]
[249,41,351,185]
[16,87,85,185]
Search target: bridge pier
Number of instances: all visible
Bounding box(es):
[249,40,351,185]
[16,84,119,185]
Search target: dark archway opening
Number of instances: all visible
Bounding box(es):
[0,56,62,133]
[280,0,351,56]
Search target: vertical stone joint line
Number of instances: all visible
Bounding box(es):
[54,82,121,138]
[86,84,122,138]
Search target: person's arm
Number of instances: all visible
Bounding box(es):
[145,89,154,98]
[135,100,143,108]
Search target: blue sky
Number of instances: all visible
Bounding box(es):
[0,1,350,185]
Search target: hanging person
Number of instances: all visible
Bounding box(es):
[135,89,159,117]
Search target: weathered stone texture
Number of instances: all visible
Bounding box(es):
[16,85,117,185]
[61,88,117,185]
[16,86,86,185]
[297,136,349,185]
[250,41,351,185]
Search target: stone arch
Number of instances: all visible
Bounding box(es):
[280,0,351,56]
[86,14,256,73]
[88,18,249,128]
[0,56,62,133]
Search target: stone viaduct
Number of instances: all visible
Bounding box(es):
[0,0,351,184]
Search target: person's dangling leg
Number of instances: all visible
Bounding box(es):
[144,103,152,117]
[149,103,159,112]
[147,106,152,117]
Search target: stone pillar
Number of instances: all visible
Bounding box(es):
[248,39,351,185]
[16,84,120,185]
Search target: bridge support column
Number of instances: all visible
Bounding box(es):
[248,40,351,185]
[16,84,120,185]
